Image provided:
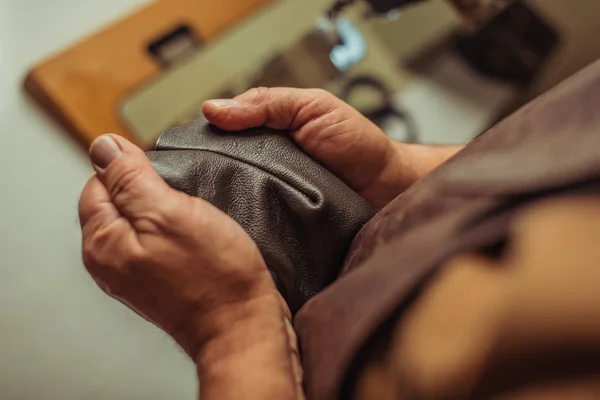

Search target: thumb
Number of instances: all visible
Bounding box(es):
[202,87,345,132]
[88,134,174,222]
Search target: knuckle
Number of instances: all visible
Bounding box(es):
[133,191,189,234]
[245,87,271,104]
[78,176,99,221]
[109,164,144,200]
[308,88,344,110]
[81,243,98,271]
[81,226,112,270]
[82,225,150,277]
[82,245,105,279]
[308,88,332,99]
[125,243,151,267]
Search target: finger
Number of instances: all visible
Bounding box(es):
[78,172,123,245]
[202,87,350,132]
[78,175,132,281]
[88,134,175,224]
[204,87,391,197]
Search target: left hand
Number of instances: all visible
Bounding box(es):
[203,88,462,210]
[203,88,403,210]
[79,134,301,399]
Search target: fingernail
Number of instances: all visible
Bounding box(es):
[89,135,122,169]
[208,99,238,108]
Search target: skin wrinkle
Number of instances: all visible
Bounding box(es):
[246,87,272,106]
[78,176,116,225]
[287,89,334,129]
[317,115,355,137]
[132,192,194,237]
[294,106,340,145]
[242,87,276,127]
[108,166,144,203]
[288,92,318,131]
[318,128,368,162]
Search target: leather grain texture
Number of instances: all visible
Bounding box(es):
[146,118,374,313]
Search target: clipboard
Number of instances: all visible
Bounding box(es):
[24,0,273,148]
[119,0,330,143]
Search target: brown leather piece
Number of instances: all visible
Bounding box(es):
[294,59,600,400]
[146,119,374,314]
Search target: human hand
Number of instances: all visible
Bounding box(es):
[203,88,418,210]
[79,135,301,399]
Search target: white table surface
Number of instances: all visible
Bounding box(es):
[0,1,197,398]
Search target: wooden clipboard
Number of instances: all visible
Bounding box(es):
[24,0,273,148]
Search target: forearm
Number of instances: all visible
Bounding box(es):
[194,294,302,400]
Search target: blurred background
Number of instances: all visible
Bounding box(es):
[1,0,600,398]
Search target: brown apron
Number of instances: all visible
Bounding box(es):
[294,59,600,400]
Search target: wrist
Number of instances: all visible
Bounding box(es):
[359,139,420,210]
[360,141,463,210]
[195,292,284,357]
[400,143,463,179]
[194,293,299,400]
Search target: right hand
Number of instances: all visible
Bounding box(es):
[202,88,419,210]
[79,134,302,399]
